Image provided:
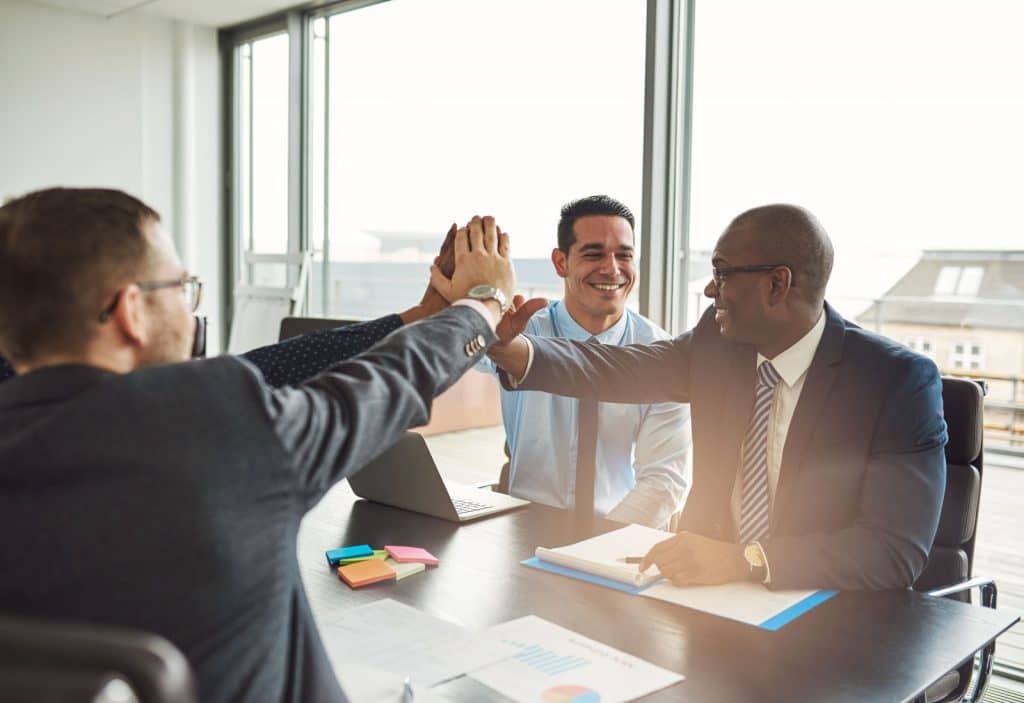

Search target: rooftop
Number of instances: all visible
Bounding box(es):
[857,250,1024,330]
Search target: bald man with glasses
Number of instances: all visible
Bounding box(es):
[481,203,947,591]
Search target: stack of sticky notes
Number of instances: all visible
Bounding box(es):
[327,543,439,589]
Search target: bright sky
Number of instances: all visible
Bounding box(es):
[246,0,1024,320]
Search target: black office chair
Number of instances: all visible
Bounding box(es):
[278,316,358,342]
[0,613,196,703]
[912,377,997,703]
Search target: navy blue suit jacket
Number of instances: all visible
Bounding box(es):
[513,303,948,590]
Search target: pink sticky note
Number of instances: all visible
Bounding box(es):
[385,545,439,566]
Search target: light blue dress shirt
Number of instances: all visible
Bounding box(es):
[479,300,692,528]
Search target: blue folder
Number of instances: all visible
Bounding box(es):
[522,556,836,629]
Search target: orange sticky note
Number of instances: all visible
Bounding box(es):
[338,558,396,588]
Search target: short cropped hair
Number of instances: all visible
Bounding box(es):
[0,188,159,365]
[728,204,834,306]
[557,195,635,254]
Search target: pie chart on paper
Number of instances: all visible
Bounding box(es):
[541,685,601,703]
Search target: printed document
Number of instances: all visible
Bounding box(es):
[641,580,830,629]
[319,598,518,687]
[469,615,684,703]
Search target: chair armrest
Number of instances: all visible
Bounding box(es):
[927,576,997,609]
[925,576,998,703]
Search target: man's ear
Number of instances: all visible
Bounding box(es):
[551,248,569,279]
[767,266,793,304]
[110,284,148,347]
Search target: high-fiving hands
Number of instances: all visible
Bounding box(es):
[429,216,515,314]
[427,215,546,377]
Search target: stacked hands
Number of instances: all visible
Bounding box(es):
[427,215,547,345]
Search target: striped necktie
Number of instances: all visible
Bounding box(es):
[738,360,782,544]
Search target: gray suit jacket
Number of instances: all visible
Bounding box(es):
[510,303,947,591]
[0,305,494,703]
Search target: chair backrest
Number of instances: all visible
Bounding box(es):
[278,316,359,342]
[913,376,986,594]
[228,252,311,354]
[0,613,196,703]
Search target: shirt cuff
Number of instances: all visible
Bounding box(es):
[753,540,772,584]
[606,484,671,529]
[453,299,498,332]
[504,336,535,389]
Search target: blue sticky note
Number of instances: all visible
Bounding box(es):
[326,544,374,567]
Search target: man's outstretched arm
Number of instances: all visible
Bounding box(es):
[237,225,460,387]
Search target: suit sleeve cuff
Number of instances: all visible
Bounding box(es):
[503,335,534,389]
[453,299,498,332]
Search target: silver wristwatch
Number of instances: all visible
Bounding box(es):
[467,284,510,314]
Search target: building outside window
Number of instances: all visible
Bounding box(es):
[906,338,934,359]
[951,341,985,371]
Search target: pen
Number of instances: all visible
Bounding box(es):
[403,675,414,702]
[619,556,644,564]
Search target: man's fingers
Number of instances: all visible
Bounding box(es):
[509,298,547,334]
[482,216,499,254]
[435,223,457,276]
[429,265,455,302]
[454,226,470,259]
[467,216,484,253]
[641,534,689,572]
[498,230,510,258]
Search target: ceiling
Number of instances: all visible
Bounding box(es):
[27,0,307,28]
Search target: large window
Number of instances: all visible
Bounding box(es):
[307,0,647,318]
[689,0,1024,673]
[236,32,290,259]
[226,0,1024,677]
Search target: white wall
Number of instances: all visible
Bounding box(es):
[0,0,225,352]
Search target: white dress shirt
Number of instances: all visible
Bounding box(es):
[481,301,692,528]
[730,311,826,578]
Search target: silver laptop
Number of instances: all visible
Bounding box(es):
[348,432,530,522]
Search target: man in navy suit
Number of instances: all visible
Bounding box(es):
[483,204,947,591]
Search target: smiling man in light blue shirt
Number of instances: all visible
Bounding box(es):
[481,196,692,528]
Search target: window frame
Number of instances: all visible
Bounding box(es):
[221,0,693,333]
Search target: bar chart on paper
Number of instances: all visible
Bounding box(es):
[509,642,590,677]
[468,616,683,703]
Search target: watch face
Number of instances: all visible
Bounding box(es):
[469,285,495,297]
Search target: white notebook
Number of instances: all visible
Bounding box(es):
[535,523,672,587]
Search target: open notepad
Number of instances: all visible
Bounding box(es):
[527,524,837,630]
[533,523,670,588]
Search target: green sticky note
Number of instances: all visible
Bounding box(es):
[338,549,388,565]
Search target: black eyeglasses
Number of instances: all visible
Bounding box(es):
[98,275,203,322]
[710,264,788,287]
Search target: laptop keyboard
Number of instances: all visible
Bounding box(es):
[452,497,492,515]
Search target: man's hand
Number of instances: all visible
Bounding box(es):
[639,532,748,586]
[430,216,515,311]
[415,223,457,316]
[496,294,548,345]
[400,224,457,324]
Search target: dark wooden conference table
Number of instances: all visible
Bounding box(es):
[298,485,1019,703]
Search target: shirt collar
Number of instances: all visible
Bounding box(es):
[551,300,630,344]
[756,310,827,388]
